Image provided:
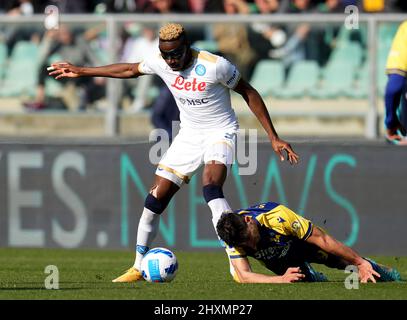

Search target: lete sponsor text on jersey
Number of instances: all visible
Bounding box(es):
[171,76,206,92]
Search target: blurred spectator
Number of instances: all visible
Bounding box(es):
[316,0,343,13]
[1,1,43,58]
[254,0,280,12]
[5,0,34,15]
[100,0,141,12]
[187,0,207,13]
[0,0,97,14]
[203,0,224,12]
[120,23,179,136]
[121,25,160,112]
[119,23,179,133]
[141,0,189,13]
[121,25,158,63]
[269,0,313,73]
[360,0,404,12]
[212,0,257,79]
[285,0,313,13]
[310,0,344,66]
[267,0,339,72]
[340,0,357,6]
[248,0,288,62]
[23,25,105,111]
[98,0,193,13]
[44,0,94,13]
[361,0,385,12]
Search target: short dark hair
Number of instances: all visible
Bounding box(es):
[216,212,249,247]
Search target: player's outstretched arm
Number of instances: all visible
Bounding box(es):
[305,226,380,283]
[231,257,304,284]
[233,79,299,164]
[48,61,142,80]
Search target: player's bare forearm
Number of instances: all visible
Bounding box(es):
[236,270,285,283]
[231,258,304,283]
[234,80,279,140]
[307,226,380,283]
[48,62,141,80]
[78,63,139,78]
[306,227,364,266]
[236,269,305,284]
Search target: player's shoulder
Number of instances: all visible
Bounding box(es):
[251,203,303,226]
[233,202,282,225]
[392,21,407,42]
[398,21,407,33]
[233,202,280,216]
[192,47,219,64]
[248,202,281,212]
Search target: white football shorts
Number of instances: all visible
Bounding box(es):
[156,127,237,187]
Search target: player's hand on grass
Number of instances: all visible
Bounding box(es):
[48,62,81,80]
[271,137,299,165]
[357,260,380,283]
[280,267,305,283]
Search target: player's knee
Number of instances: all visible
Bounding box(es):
[149,185,158,197]
[202,164,227,186]
[144,193,170,214]
[203,184,224,203]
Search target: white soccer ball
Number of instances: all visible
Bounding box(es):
[140,247,178,283]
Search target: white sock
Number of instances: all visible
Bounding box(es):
[208,198,235,279]
[133,207,160,270]
[207,198,232,235]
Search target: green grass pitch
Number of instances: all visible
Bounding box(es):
[0,248,406,300]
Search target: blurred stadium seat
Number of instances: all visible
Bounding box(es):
[0,41,39,97]
[327,42,363,69]
[334,25,366,53]
[273,61,320,99]
[0,42,7,80]
[90,43,110,65]
[131,85,160,104]
[310,63,355,99]
[348,63,369,99]
[377,63,388,97]
[378,23,398,49]
[192,40,218,53]
[347,61,388,99]
[44,53,64,97]
[250,60,284,97]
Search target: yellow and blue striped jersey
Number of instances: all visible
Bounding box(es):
[225,202,313,269]
[386,21,407,77]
